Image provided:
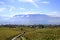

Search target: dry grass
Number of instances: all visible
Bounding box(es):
[0,27,21,40]
[24,28,60,40]
[0,27,60,40]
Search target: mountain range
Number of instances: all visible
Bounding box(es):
[0,14,60,25]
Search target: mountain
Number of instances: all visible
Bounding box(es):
[0,14,60,25]
[8,14,60,25]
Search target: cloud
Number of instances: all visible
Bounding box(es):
[20,11,38,15]
[40,11,60,17]
[31,11,60,17]
[47,11,60,17]
[18,0,39,8]
[19,8,32,11]
[0,1,5,5]
[11,11,38,16]
[32,2,39,8]
[0,8,6,12]
[40,1,49,4]
[18,0,33,2]
[19,8,26,10]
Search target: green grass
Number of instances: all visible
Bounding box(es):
[0,27,60,40]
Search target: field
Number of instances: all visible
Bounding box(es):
[0,27,60,40]
[24,28,60,40]
[0,27,22,40]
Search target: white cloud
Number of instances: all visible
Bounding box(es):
[12,11,39,16]
[50,11,57,14]
[32,2,39,8]
[0,1,5,4]
[20,11,38,15]
[19,8,32,11]
[18,0,39,8]
[19,8,26,10]
[41,11,60,17]
[40,1,49,4]
[51,12,60,17]
[18,0,33,2]
[47,11,60,17]
[0,8,6,12]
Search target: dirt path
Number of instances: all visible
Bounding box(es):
[11,32,26,40]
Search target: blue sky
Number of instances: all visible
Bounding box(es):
[0,0,60,24]
[0,0,60,17]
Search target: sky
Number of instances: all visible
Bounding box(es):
[0,0,60,24]
[0,0,60,17]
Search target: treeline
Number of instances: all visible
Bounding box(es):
[0,24,60,28]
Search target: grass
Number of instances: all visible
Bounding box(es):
[21,36,27,40]
[0,27,60,40]
[24,28,60,40]
[0,27,22,40]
